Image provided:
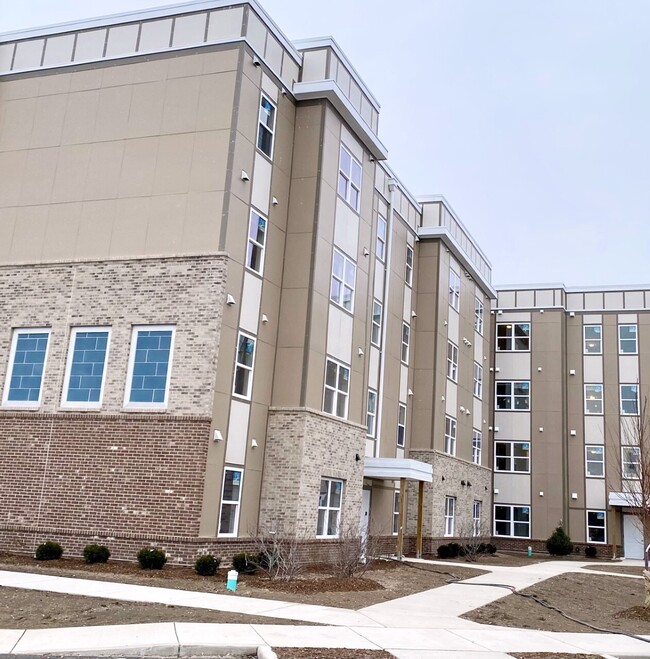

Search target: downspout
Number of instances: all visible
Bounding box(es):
[375,177,397,458]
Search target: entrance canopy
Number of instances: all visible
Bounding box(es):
[363,457,432,483]
[609,491,642,508]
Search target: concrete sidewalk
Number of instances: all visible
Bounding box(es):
[1,558,649,657]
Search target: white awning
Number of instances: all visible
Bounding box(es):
[609,491,642,507]
[364,457,433,483]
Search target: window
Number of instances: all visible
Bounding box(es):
[449,269,461,311]
[472,430,482,465]
[3,328,51,407]
[405,246,414,287]
[622,446,641,479]
[366,389,377,437]
[473,362,483,399]
[474,297,484,335]
[62,328,110,407]
[619,324,638,354]
[401,323,410,364]
[494,505,530,538]
[218,467,243,536]
[444,496,456,537]
[338,145,362,211]
[496,381,530,410]
[257,94,276,157]
[376,215,387,262]
[317,478,342,537]
[472,500,482,537]
[620,384,639,415]
[323,358,350,419]
[397,403,406,447]
[585,445,604,477]
[233,332,256,399]
[392,491,400,535]
[586,510,606,543]
[246,210,267,274]
[495,441,530,473]
[584,325,602,354]
[447,341,458,382]
[584,384,603,415]
[371,300,382,346]
[330,249,356,312]
[444,416,457,455]
[124,326,174,408]
[496,323,530,351]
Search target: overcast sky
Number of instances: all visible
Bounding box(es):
[4,1,649,288]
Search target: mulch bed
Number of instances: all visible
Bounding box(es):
[276,650,393,659]
[511,655,601,659]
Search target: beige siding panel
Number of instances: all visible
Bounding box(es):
[495,352,530,380]
[498,290,516,308]
[327,305,353,364]
[240,273,262,335]
[172,13,207,48]
[583,356,603,383]
[584,292,604,310]
[13,40,44,70]
[473,397,483,422]
[494,473,531,504]
[264,35,283,72]
[583,314,602,323]
[474,333,483,361]
[105,25,139,58]
[74,30,106,62]
[403,286,412,323]
[365,438,375,458]
[334,197,359,258]
[536,289,554,307]
[11,206,48,261]
[625,291,644,309]
[207,7,243,41]
[517,290,534,307]
[604,292,624,309]
[619,355,639,383]
[261,73,278,102]
[251,153,272,215]
[340,125,363,163]
[584,415,605,444]
[618,313,638,324]
[566,293,583,311]
[585,478,606,509]
[447,309,459,343]
[246,10,267,55]
[301,49,327,81]
[494,412,530,440]
[368,346,380,390]
[138,19,173,51]
[445,381,457,417]
[0,44,14,72]
[225,400,250,465]
[43,35,75,67]
[499,311,531,322]
[400,364,408,403]
[373,261,384,301]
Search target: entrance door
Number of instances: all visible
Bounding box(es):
[624,514,644,559]
[360,489,371,542]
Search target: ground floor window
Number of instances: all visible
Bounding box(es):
[218,467,243,537]
[587,510,606,543]
[494,504,530,538]
[472,500,482,536]
[392,491,400,535]
[317,478,343,537]
[444,496,456,536]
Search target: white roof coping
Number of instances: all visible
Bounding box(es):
[497,283,650,293]
[364,457,433,483]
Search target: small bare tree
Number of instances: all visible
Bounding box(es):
[250,526,307,581]
[457,517,492,563]
[331,521,386,577]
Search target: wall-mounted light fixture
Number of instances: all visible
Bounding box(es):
[213,430,223,442]
[240,170,250,181]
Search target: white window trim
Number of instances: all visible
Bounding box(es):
[123,325,175,410]
[371,299,382,347]
[317,477,343,538]
[620,384,639,416]
[444,496,456,537]
[447,341,458,382]
[405,245,414,287]
[496,322,531,352]
[245,209,268,276]
[330,248,356,313]
[585,444,605,478]
[618,324,638,355]
[376,214,387,263]
[61,327,111,409]
[366,389,377,438]
[583,324,602,355]
[472,500,482,537]
[232,331,257,400]
[338,145,362,211]
[2,327,51,408]
[218,466,243,538]
[444,415,457,456]
[392,490,400,535]
[257,93,276,159]
[494,441,531,473]
[473,361,483,399]
[495,380,530,411]
[622,446,641,480]
[323,357,350,419]
[397,403,406,447]
[586,509,607,544]
[401,323,410,365]
[472,429,482,465]
[494,504,531,538]
[584,383,604,415]
[474,297,484,335]
[449,269,461,311]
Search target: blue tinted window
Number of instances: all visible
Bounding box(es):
[129,329,173,405]
[8,331,49,403]
[66,331,109,403]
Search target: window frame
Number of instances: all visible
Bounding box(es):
[444,496,456,537]
[494,504,531,538]
[123,325,175,410]
[392,490,400,535]
[317,477,343,538]
[405,245,414,287]
[583,324,602,355]
[622,446,641,480]
[366,389,377,437]
[397,403,406,447]
[494,441,531,473]
[232,331,257,400]
[474,297,484,335]
[472,500,482,537]
[495,380,530,411]
[330,248,357,313]
[376,214,387,262]
[620,384,639,416]
[447,341,458,382]
[61,327,111,409]
[337,145,362,212]
[444,415,457,456]
[585,444,605,478]
[3,327,52,408]
[401,323,411,365]
[245,209,268,275]
[218,466,243,537]
[472,429,482,465]
[618,324,638,355]
[449,269,461,311]
[323,357,350,419]
[584,383,604,415]
[473,361,483,399]
[586,509,606,544]
[496,322,530,352]
[256,93,276,158]
[371,300,382,347]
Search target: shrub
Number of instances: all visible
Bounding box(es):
[195,554,220,576]
[83,544,111,564]
[486,543,497,554]
[137,547,167,570]
[437,543,452,559]
[546,526,574,556]
[35,541,63,561]
[585,545,598,558]
[448,542,462,558]
[232,552,260,574]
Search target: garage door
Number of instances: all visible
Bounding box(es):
[624,515,644,559]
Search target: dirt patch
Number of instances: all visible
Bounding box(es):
[583,564,644,576]
[511,654,602,659]
[463,572,648,634]
[276,650,394,659]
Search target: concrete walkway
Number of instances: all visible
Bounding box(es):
[0,558,648,657]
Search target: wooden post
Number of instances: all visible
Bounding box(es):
[397,478,407,558]
[416,480,424,558]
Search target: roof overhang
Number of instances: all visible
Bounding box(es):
[364,457,433,483]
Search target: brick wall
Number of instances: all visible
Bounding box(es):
[259,408,366,536]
